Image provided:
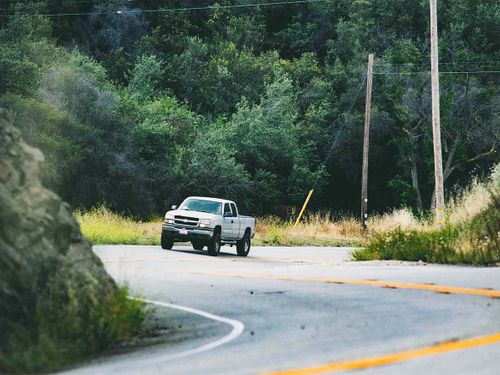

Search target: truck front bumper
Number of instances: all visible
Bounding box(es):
[162,224,214,242]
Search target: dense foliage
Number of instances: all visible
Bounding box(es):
[0,0,498,217]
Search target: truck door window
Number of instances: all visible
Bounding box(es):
[230,203,238,217]
[224,203,232,217]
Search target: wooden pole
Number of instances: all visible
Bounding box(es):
[429,0,445,224]
[361,53,374,230]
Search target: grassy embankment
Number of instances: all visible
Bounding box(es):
[76,166,499,265]
[1,288,146,374]
[75,207,365,247]
[354,165,499,265]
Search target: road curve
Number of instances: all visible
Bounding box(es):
[59,245,500,375]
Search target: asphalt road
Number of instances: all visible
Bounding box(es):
[60,245,500,375]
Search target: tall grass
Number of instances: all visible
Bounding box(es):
[76,207,364,247]
[1,287,146,374]
[354,165,500,265]
[255,213,363,246]
[75,206,162,245]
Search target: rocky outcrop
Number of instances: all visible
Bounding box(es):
[0,109,132,372]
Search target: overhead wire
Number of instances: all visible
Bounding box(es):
[374,61,500,67]
[0,0,334,17]
[373,70,500,75]
[322,73,367,167]
[293,72,367,221]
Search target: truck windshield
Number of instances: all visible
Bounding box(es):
[179,199,222,215]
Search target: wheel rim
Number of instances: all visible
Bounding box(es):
[244,238,249,253]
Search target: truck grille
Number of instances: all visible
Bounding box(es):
[174,215,199,227]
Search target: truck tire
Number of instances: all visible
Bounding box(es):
[236,230,251,257]
[207,228,221,256]
[192,241,205,251]
[161,232,173,250]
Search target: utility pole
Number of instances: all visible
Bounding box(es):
[430,0,445,224]
[361,53,374,230]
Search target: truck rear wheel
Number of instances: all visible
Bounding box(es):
[207,229,221,256]
[236,230,251,257]
[161,232,173,250]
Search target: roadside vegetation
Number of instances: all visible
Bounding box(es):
[77,165,499,261]
[255,214,363,247]
[79,165,499,266]
[354,165,500,265]
[76,207,365,247]
[1,288,146,374]
[75,206,161,245]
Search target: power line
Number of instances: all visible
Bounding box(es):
[0,0,333,17]
[33,0,157,4]
[374,61,500,67]
[294,72,367,220]
[373,70,500,75]
[322,73,367,167]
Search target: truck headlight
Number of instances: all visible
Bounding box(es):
[199,219,211,228]
[164,214,174,224]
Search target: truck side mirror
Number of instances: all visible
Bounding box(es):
[171,205,178,210]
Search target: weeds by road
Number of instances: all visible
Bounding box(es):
[76,208,365,247]
[354,166,500,265]
[76,166,499,265]
[1,286,146,374]
[75,207,161,245]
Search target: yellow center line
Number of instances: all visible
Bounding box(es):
[191,271,500,298]
[260,332,500,375]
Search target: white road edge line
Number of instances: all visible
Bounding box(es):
[127,297,245,366]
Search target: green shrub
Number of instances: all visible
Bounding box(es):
[354,200,499,265]
[0,287,145,374]
[355,225,459,263]
[354,167,499,266]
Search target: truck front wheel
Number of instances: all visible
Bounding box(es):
[207,229,221,256]
[161,232,174,250]
[236,230,251,257]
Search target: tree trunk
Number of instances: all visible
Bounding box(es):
[443,137,460,181]
[408,150,423,213]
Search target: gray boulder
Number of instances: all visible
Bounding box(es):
[0,109,140,372]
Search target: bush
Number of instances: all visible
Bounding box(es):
[1,287,145,373]
[354,226,459,263]
[354,166,500,265]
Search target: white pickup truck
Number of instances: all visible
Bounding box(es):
[161,196,256,256]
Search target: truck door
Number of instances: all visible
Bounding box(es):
[222,203,237,239]
[230,203,241,238]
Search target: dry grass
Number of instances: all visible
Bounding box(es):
[367,166,498,233]
[76,207,364,247]
[254,213,363,246]
[447,177,495,226]
[354,164,500,264]
[75,206,161,245]
[368,208,424,232]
